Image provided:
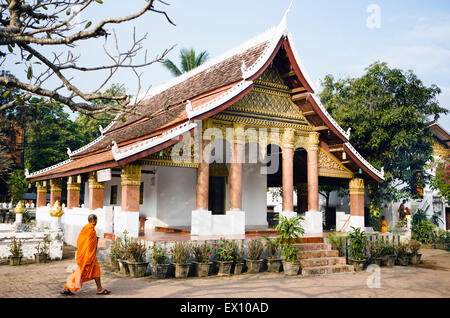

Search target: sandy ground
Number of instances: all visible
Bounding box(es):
[0,247,448,298]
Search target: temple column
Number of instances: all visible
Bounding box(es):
[88,172,104,210]
[36,181,47,207]
[307,132,320,211]
[117,164,142,237]
[229,123,245,211]
[296,182,308,213]
[349,178,365,230]
[67,176,80,210]
[282,128,295,213]
[304,132,322,234]
[121,164,142,212]
[195,137,211,211]
[50,178,62,206]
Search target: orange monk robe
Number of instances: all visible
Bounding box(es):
[381,220,388,233]
[65,223,100,292]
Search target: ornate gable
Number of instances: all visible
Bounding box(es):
[318,148,354,179]
[214,65,310,128]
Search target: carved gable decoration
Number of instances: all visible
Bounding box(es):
[222,65,309,125]
[318,148,353,179]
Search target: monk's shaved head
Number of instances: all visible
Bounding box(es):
[88,214,97,223]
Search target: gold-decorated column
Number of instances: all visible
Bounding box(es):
[349,178,365,218]
[307,132,320,211]
[121,164,142,212]
[36,181,48,207]
[50,178,62,206]
[88,172,104,210]
[229,123,245,211]
[282,128,295,212]
[67,176,80,209]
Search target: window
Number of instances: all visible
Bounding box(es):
[110,185,118,205]
[433,196,443,215]
[139,182,144,205]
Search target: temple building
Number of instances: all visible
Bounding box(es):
[26,13,384,244]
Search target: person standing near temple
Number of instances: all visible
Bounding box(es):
[61,214,111,295]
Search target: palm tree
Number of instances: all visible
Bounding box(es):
[163,48,209,77]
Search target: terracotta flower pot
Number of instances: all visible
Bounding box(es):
[398,255,409,266]
[372,258,383,266]
[110,259,120,272]
[266,258,282,272]
[173,263,190,278]
[118,259,130,276]
[245,259,263,273]
[382,255,396,267]
[194,262,212,277]
[349,259,366,271]
[151,263,170,279]
[216,260,233,276]
[34,253,47,264]
[233,261,244,275]
[282,261,301,276]
[127,261,148,278]
[10,256,21,266]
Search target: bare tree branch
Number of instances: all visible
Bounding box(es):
[0,0,175,117]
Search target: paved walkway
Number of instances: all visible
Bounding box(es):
[0,248,448,298]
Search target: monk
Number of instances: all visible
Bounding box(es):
[61,214,111,295]
[380,216,388,233]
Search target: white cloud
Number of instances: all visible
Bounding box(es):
[407,20,450,42]
[378,45,450,74]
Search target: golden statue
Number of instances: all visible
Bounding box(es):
[49,200,64,218]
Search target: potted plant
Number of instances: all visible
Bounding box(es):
[245,239,264,273]
[149,245,170,279]
[34,236,50,264]
[327,232,346,257]
[232,240,245,274]
[192,242,213,277]
[368,240,384,266]
[170,241,192,278]
[214,238,235,276]
[117,231,131,276]
[275,215,304,276]
[263,236,282,272]
[407,240,422,265]
[380,242,396,267]
[9,237,23,266]
[348,227,367,271]
[109,239,121,272]
[126,239,148,278]
[396,242,409,266]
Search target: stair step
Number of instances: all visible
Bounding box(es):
[301,265,354,276]
[295,243,332,251]
[300,257,347,268]
[297,249,339,259]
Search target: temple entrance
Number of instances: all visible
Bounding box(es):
[208,176,226,215]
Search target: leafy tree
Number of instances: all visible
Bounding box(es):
[73,84,124,144]
[7,169,27,204]
[163,48,209,76]
[24,102,83,172]
[320,62,448,206]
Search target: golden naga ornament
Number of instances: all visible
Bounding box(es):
[14,201,25,214]
[49,200,64,218]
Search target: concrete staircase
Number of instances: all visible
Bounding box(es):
[295,243,354,276]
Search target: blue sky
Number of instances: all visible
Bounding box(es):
[6,0,450,131]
